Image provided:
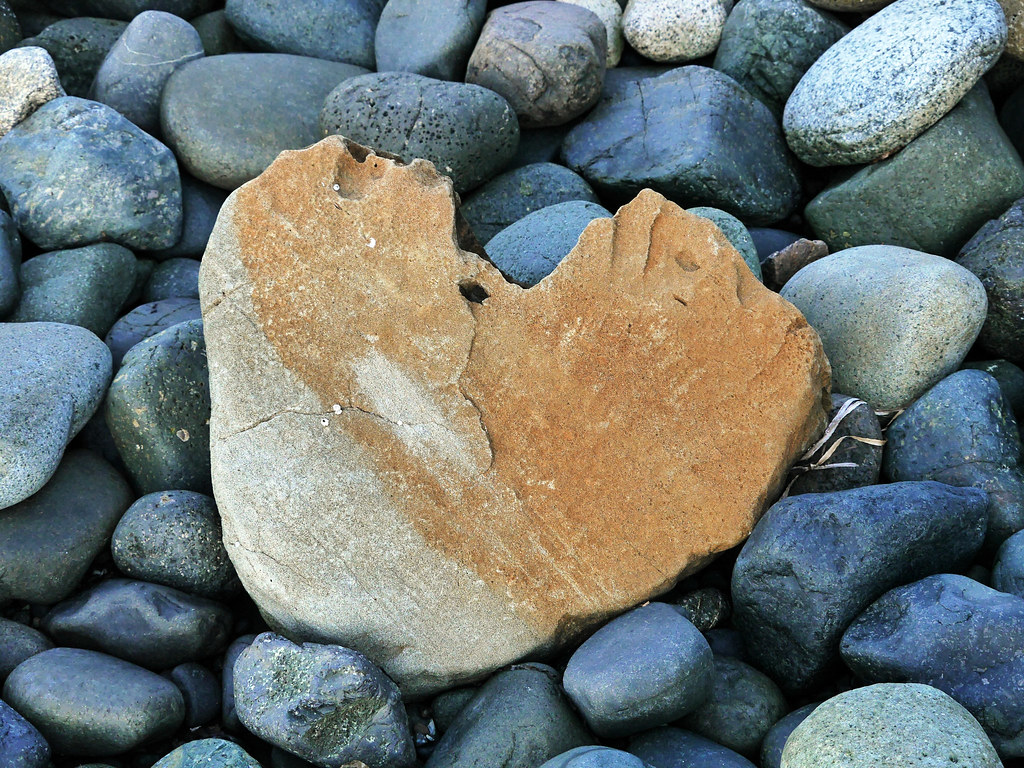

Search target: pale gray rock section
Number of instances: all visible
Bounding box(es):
[0,46,64,138]
[780,246,987,410]
[560,0,624,66]
[784,0,1007,166]
[622,0,733,62]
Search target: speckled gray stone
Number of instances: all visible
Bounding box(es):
[17,18,127,98]
[374,0,486,80]
[2,647,184,757]
[105,297,202,368]
[784,0,1008,166]
[781,684,1001,768]
[112,490,240,599]
[687,206,762,281]
[0,700,50,768]
[0,46,64,138]
[10,243,137,336]
[142,259,200,301]
[319,72,519,195]
[152,739,261,768]
[0,209,22,318]
[780,246,988,410]
[0,323,112,509]
[622,0,733,62]
[91,11,203,134]
[0,619,52,683]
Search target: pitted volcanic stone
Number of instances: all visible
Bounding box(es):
[199,135,830,697]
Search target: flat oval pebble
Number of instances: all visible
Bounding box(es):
[0,700,50,768]
[0,96,182,251]
[780,245,988,410]
[622,0,733,63]
[106,317,211,494]
[0,619,53,683]
[781,683,1000,768]
[142,258,200,301]
[104,297,202,368]
[784,0,1008,166]
[161,53,368,190]
[10,243,137,337]
[112,490,240,599]
[319,72,519,195]
[374,0,486,80]
[0,450,132,604]
[152,739,261,768]
[0,322,112,509]
[0,46,64,138]
[2,647,184,756]
[18,18,127,98]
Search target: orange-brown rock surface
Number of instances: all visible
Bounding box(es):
[199,136,831,697]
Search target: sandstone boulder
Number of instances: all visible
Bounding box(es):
[200,136,830,697]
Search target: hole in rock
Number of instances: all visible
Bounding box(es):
[459,281,489,304]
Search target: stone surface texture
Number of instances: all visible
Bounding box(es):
[622,0,733,62]
[200,137,830,697]
[0,46,64,138]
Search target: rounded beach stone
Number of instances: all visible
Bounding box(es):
[105,318,210,494]
[629,728,756,768]
[461,162,600,245]
[38,0,217,21]
[0,619,53,683]
[112,490,241,599]
[962,359,1024,423]
[190,10,245,56]
[0,700,50,768]
[0,450,132,604]
[713,0,847,117]
[687,206,761,281]
[780,245,988,410]
[0,322,112,509]
[161,53,367,190]
[234,633,416,768]
[781,683,1000,768]
[994,529,1024,597]
[142,259,200,302]
[152,739,261,768]
[149,177,225,262]
[485,200,612,286]
[784,0,1008,166]
[18,18,127,98]
[562,602,712,738]
[622,0,733,62]
[11,243,137,337]
[0,209,21,318]
[319,72,519,195]
[167,663,220,728]
[466,1,607,128]
[562,66,801,224]
[2,647,184,756]
[105,297,202,368]
[220,635,256,732]
[559,0,624,67]
[91,11,203,135]
[224,0,383,68]
[0,46,64,138]
[374,0,486,80]
[426,664,591,768]
[759,703,818,768]
[0,96,182,251]
[538,746,649,768]
[842,576,1024,758]
[431,687,479,734]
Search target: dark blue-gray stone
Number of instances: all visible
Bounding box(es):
[562,602,712,738]
[0,619,52,684]
[841,573,1024,758]
[220,634,255,732]
[461,162,599,245]
[149,176,226,261]
[10,244,138,337]
[111,490,240,599]
[601,66,671,100]
[538,746,651,768]
[167,663,220,729]
[629,727,756,768]
[758,703,818,768]
[431,687,479,735]
[961,359,1024,424]
[993,529,1024,598]
[224,0,384,68]
[0,97,182,251]
[0,2,19,55]
[234,632,416,768]
[2,647,184,756]
[0,450,132,604]
[508,125,571,169]
[704,628,747,661]
[749,227,801,262]
[731,481,990,694]
[18,18,128,98]
[884,369,1024,550]
[562,66,801,225]
[190,10,245,56]
[712,0,847,117]
[672,587,729,633]
[319,72,519,195]
[0,210,21,318]
[41,578,232,670]
[0,699,50,768]
[152,738,261,768]
[104,297,202,368]
[485,200,612,286]
[161,53,368,190]
[142,258,200,302]
[426,664,591,768]
[686,206,762,281]
[957,196,1024,368]
[0,323,112,510]
[91,10,204,134]
[375,0,485,81]
[106,318,211,494]
[37,1,217,21]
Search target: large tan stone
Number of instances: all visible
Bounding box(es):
[200,136,830,698]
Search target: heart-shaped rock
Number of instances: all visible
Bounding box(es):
[200,136,830,697]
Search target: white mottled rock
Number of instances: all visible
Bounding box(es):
[559,0,624,67]
[0,47,64,139]
[622,0,733,63]
[784,0,1007,166]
